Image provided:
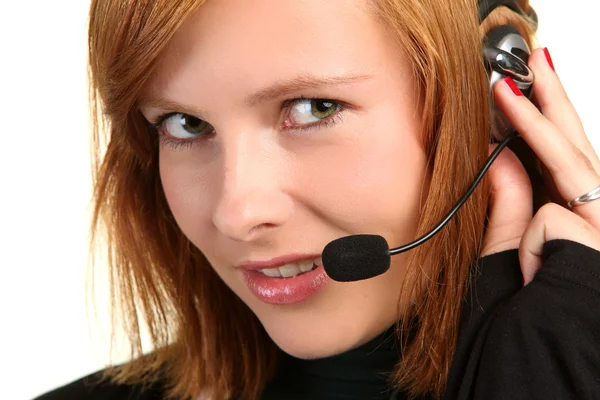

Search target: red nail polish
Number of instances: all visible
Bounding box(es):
[505,76,523,97]
[543,47,555,71]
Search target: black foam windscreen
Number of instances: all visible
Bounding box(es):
[322,234,391,282]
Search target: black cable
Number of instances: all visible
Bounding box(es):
[388,130,518,256]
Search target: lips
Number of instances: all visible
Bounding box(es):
[238,254,330,305]
[237,253,322,271]
[242,265,329,305]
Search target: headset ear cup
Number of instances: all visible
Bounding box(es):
[485,25,521,51]
[483,24,533,142]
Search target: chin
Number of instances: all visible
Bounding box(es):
[253,304,394,360]
[230,263,404,360]
[267,330,359,360]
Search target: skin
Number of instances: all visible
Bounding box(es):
[139,0,600,361]
[140,0,429,358]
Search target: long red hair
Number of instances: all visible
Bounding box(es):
[87,0,537,398]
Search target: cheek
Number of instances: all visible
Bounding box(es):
[293,112,428,241]
[158,151,214,240]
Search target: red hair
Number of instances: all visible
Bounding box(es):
[87,0,536,398]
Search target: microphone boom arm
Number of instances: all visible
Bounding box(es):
[388,130,518,256]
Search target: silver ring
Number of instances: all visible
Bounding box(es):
[568,184,600,208]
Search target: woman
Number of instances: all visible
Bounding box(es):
[37,0,600,399]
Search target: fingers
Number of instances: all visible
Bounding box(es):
[488,47,600,285]
[493,47,600,228]
[519,203,600,285]
[529,49,600,172]
[480,144,532,257]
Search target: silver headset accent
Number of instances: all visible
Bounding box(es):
[484,29,534,141]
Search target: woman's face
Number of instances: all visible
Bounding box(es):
[140,0,429,359]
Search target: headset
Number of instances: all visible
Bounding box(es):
[480,0,537,141]
[322,0,545,281]
[481,0,547,213]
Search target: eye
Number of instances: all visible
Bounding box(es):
[160,113,212,139]
[286,99,341,126]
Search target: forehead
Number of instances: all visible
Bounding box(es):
[144,0,406,104]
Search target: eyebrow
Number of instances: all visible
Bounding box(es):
[139,98,204,121]
[244,73,373,106]
[140,73,373,117]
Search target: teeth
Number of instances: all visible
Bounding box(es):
[279,263,301,278]
[260,268,282,278]
[298,260,314,273]
[258,256,321,278]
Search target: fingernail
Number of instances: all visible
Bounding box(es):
[505,76,523,97]
[543,47,555,71]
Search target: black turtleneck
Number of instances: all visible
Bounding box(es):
[260,325,401,400]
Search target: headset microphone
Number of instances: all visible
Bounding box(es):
[322,0,536,282]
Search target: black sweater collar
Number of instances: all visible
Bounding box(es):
[261,325,401,400]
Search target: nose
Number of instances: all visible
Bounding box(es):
[212,131,293,242]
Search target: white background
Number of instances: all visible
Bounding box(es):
[0,1,598,399]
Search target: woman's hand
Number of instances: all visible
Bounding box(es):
[481,47,600,284]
